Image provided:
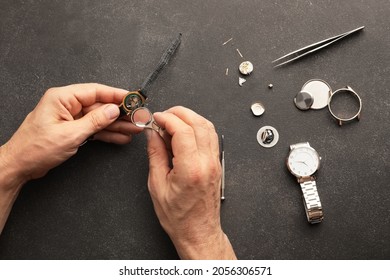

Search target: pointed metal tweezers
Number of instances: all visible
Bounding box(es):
[272,26,365,67]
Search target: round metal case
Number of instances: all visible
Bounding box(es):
[328,86,362,126]
[119,91,146,115]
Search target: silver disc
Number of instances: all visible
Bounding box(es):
[294,91,314,110]
[301,79,332,109]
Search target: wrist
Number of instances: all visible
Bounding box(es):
[0,143,27,235]
[172,229,237,260]
[0,143,29,192]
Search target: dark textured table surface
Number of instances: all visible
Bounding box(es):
[0,0,389,260]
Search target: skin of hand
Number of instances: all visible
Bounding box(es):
[0,83,142,234]
[145,106,236,260]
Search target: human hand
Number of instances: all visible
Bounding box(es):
[1,83,142,182]
[145,106,236,259]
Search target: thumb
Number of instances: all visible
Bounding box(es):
[75,104,120,139]
[145,129,170,194]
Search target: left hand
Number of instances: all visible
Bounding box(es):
[2,83,142,181]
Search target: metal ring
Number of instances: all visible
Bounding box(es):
[130,107,162,132]
[328,86,362,126]
[130,107,153,128]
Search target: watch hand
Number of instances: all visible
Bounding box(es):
[296,160,308,166]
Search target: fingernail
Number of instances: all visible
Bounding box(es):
[104,104,120,120]
[154,112,166,121]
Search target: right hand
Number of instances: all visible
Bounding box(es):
[145,106,236,260]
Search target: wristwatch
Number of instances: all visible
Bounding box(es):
[118,33,182,117]
[286,142,324,224]
[119,91,147,116]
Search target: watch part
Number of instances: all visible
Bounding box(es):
[239,61,253,75]
[251,102,265,116]
[236,48,244,58]
[328,86,362,126]
[119,91,146,116]
[300,181,324,224]
[294,91,314,110]
[222,37,233,45]
[239,77,246,86]
[301,79,332,109]
[257,126,279,148]
[124,93,143,110]
[130,107,160,132]
[262,129,274,144]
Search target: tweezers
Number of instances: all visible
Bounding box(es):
[272,26,365,67]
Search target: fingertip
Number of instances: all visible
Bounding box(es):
[165,105,193,115]
[152,112,167,129]
[104,104,120,120]
[153,112,164,119]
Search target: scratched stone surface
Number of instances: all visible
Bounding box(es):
[0,0,389,259]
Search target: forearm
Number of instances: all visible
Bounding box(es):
[0,143,27,234]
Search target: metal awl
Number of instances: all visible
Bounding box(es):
[221,135,225,201]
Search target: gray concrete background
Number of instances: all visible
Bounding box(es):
[0,0,389,259]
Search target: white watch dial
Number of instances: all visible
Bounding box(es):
[287,146,320,177]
